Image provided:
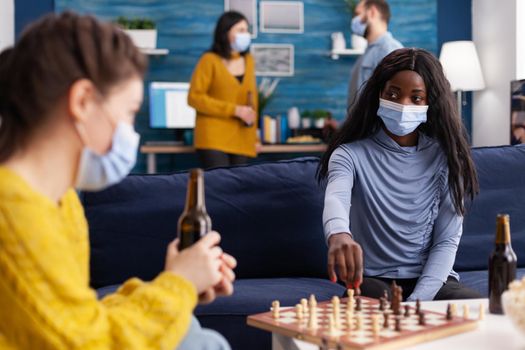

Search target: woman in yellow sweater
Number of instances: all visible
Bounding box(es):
[0,12,236,350]
[188,11,258,168]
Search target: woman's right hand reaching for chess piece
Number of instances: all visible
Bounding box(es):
[235,105,256,126]
[327,233,363,294]
[165,231,237,304]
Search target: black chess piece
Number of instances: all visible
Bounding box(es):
[379,297,385,311]
[418,311,426,326]
[416,299,421,315]
[446,303,453,320]
[395,316,402,332]
[404,304,410,317]
[355,297,362,311]
[383,312,389,329]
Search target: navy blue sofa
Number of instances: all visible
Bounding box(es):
[84,145,525,350]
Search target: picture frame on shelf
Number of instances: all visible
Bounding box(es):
[225,0,257,39]
[260,1,304,34]
[251,44,294,77]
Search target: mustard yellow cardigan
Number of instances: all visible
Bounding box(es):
[0,167,197,349]
[188,52,258,157]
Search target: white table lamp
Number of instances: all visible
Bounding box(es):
[439,41,485,119]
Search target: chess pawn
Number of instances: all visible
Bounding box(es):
[346,310,354,334]
[356,313,363,331]
[418,311,426,326]
[463,304,470,320]
[371,314,380,338]
[348,289,355,300]
[383,312,389,329]
[394,316,402,332]
[272,300,280,319]
[446,303,453,320]
[450,303,457,317]
[328,314,337,336]
[301,298,308,315]
[479,304,485,320]
[404,304,410,317]
[296,304,303,321]
[355,297,362,311]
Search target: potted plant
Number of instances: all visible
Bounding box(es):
[311,109,331,129]
[257,77,280,118]
[116,16,157,49]
[300,110,312,129]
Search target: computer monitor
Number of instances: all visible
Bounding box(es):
[149,82,196,129]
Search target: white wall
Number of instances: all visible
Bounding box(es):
[517,0,525,80]
[0,0,15,52]
[472,0,518,146]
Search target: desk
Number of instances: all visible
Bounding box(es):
[140,143,327,174]
[270,299,524,350]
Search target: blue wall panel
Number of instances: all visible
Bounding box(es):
[55,0,437,173]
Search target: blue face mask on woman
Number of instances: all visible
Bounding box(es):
[75,121,140,191]
[351,15,367,37]
[377,98,429,136]
[231,32,251,52]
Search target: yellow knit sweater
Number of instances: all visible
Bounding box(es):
[188,52,258,157]
[0,167,197,349]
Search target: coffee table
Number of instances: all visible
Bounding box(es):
[270,299,524,350]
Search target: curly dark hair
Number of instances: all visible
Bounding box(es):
[210,11,249,59]
[317,48,479,215]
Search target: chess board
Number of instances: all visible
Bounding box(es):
[247,297,478,350]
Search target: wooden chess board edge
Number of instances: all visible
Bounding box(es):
[337,320,479,350]
[248,313,479,350]
[247,317,351,348]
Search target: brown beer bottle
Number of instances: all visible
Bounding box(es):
[177,168,212,250]
[488,214,517,314]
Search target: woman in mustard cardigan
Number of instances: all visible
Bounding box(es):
[188,11,258,168]
[0,12,235,350]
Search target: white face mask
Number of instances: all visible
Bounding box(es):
[75,121,140,192]
[231,32,251,52]
[377,98,428,136]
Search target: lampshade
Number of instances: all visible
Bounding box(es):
[439,41,485,92]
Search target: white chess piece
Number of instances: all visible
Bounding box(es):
[272,300,280,319]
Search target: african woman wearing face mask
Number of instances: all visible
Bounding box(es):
[188,11,258,169]
[0,12,235,350]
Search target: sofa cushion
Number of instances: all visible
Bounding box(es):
[455,145,525,272]
[458,268,525,297]
[82,157,328,288]
[194,278,346,316]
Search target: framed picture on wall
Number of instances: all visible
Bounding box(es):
[251,44,294,77]
[225,0,257,38]
[511,79,525,145]
[260,1,304,34]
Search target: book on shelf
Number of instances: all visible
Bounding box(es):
[262,115,289,144]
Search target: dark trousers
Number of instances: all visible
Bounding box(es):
[197,149,250,169]
[358,276,482,301]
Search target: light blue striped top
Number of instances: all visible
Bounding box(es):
[323,128,461,301]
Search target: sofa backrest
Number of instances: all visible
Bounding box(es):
[83,157,328,288]
[455,145,525,271]
[83,146,525,288]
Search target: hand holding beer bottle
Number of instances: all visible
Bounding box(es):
[172,168,237,304]
[178,169,212,250]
